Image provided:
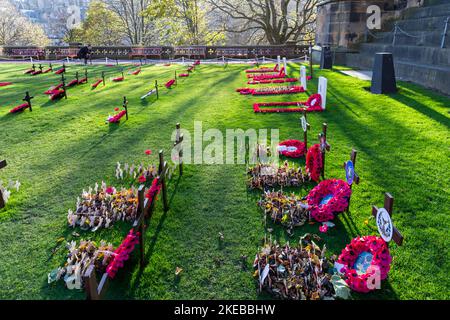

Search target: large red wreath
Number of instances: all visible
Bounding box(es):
[253,93,323,113]
[9,103,29,113]
[305,144,323,182]
[278,139,306,158]
[337,236,392,293]
[108,110,127,123]
[245,64,279,73]
[306,179,351,222]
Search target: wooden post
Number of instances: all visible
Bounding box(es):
[309,42,313,79]
[75,71,79,82]
[61,73,67,99]
[39,64,43,72]
[319,123,330,179]
[123,96,128,120]
[137,186,145,268]
[85,69,88,81]
[102,71,105,86]
[343,149,360,212]
[301,109,310,151]
[158,150,169,212]
[175,71,177,85]
[121,69,124,79]
[155,80,159,99]
[23,91,34,112]
[32,63,36,71]
[0,160,7,209]
[371,193,404,246]
[116,58,119,66]
[174,123,184,176]
[49,63,53,71]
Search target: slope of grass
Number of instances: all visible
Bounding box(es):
[0,62,448,300]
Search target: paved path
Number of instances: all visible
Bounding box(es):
[340,69,373,81]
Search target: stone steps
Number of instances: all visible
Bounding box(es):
[368,30,445,47]
[360,43,450,66]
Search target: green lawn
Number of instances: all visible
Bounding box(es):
[0,62,448,300]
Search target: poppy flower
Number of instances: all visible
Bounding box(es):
[145,149,152,155]
[105,187,115,194]
[114,107,119,111]
[319,224,328,233]
[138,175,146,183]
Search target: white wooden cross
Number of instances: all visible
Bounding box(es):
[300,66,307,90]
[0,160,7,209]
[318,76,328,109]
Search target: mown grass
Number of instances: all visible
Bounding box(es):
[0,61,448,300]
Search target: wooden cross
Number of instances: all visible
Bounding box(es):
[31,64,36,71]
[174,71,177,85]
[158,150,169,212]
[85,69,88,81]
[121,68,124,79]
[101,71,105,86]
[371,193,404,246]
[38,64,43,72]
[75,71,79,82]
[173,123,184,176]
[61,73,67,99]
[49,63,52,71]
[343,148,360,212]
[0,160,6,209]
[22,91,34,112]
[319,123,331,179]
[301,109,310,151]
[116,58,119,66]
[123,96,128,120]
[155,80,159,99]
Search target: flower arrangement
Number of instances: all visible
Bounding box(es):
[145,177,161,202]
[55,67,65,75]
[78,77,88,84]
[24,68,34,74]
[112,76,124,82]
[237,85,305,96]
[44,84,63,94]
[253,93,324,113]
[31,70,42,76]
[254,236,337,300]
[43,68,52,74]
[131,69,141,75]
[115,162,157,183]
[0,179,21,205]
[193,60,201,65]
[258,190,309,232]
[47,240,115,289]
[9,103,30,113]
[277,139,306,158]
[92,79,103,88]
[245,64,279,73]
[248,78,298,85]
[337,236,392,293]
[249,68,285,80]
[107,109,127,123]
[67,79,79,87]
[0,82,12,87]
[306,179,352,222]
[49,89,65,101]
[305,144,323,182]
[179,73,189,77]
[106,229,140,279]
[165,79,175,88]
[247,161,310,189]
[67,182,139,231]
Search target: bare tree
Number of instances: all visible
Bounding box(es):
[209,0,318,45]
[0,0,50,46]
[102,0,153,45]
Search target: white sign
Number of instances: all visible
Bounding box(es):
[318,76,327,109]
[300,66,307,90]
[376,208,393,242]
[301,116,307,132]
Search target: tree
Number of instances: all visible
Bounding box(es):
[102,0,154,45]
[74,1,126,46]
[145,0,225,45]
[0,0,50,46]
[209,0,318,45]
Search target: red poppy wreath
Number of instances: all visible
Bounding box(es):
[337,235,392,293]
[306,178,351,222]
[305,144,323,182]
[277,139,306,158]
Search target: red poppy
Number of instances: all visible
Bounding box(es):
[114,107,119,111]
[138,175,146,183]
[105,187,115,194]
[145,149,152,155]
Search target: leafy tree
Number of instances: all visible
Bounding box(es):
[74,1,126,46]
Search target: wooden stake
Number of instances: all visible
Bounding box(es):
[343,149,360,212]
[102,71,105,86]
[0,160,7,209]
[174,123,184,176]
[371,193,404,246]
[319,123,330,179]
[158,150,169,212]
[123,96,128,120]
[155,80,159,99]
